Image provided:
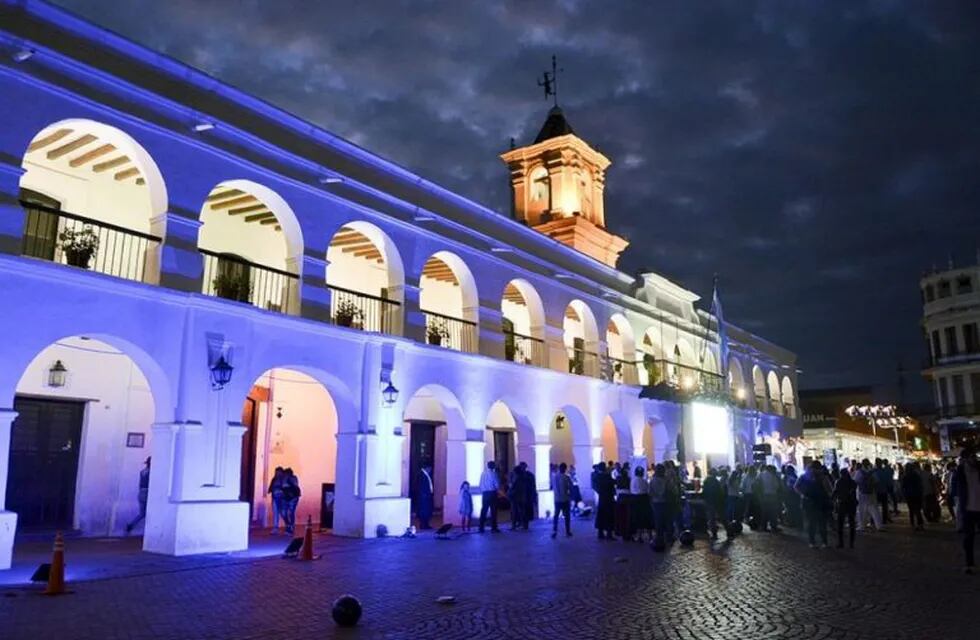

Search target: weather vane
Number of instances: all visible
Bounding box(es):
[537,54,563,108]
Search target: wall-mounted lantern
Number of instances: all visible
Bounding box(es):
[382,380,399,406]
[48,360,68,388]
[210,355,233,390]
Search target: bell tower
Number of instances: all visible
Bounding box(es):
[500,106,628,267]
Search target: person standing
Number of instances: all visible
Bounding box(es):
[592,462,616,540]
[551,463,573,538]
[921,462,941,523]
[873,459,893,525]
[942,461,959,526]
[458,481,473,532]
[522,461,538,528]
[833,468,858,549]
[508,465,528,531]
[758,465,782,532]
[282,468,301,535]
[902,461,925,530]
[702,468,724,540]
[796,461,830,548]
[855,459,883,532]
[267,466,285,534]
[417,463,434,530]
[125,457,151,535]
[478,461,501,533]
[951,447,980,573]
[649,464,669,544]
[630,465,651,542]
[726,466,743,523]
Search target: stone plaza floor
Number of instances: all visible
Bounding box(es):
[1,516,977,639]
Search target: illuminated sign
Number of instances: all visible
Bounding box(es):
[692,402,730,454]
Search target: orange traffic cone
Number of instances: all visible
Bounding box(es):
[43,532,67,596]
[300,515,315,561]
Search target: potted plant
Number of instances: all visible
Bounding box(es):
[426,318,450,346]
[334,299,362,328]
[213,271,252,302]
[59,225,99,268]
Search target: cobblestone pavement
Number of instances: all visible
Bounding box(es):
[1,518,977,640]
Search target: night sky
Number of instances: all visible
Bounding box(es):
[53,1,980,400]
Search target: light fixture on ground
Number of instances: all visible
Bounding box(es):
[47,360,67,388]
[210,356,233,390]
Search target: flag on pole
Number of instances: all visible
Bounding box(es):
[712,275,730,393]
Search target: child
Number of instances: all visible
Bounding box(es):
[458,481,473,532]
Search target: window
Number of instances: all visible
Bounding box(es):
[944,326,959,356]
[529,168,549,203]
[931,330,942,360]
[952,374,967,408]
[957,276,973,294]
[924,285,935,302]
[938,378,949,408]
[964,323,979,354]
[938,280,951,298]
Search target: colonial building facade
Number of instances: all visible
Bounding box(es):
[0,0,799,569]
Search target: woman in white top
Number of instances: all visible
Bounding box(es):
[631,466,653,542]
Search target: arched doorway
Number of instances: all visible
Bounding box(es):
[605,313,636,383]
[9,336,161,536]
[239,368,337,532]
[18,119,167,283]
[729,357,747,406]
[419,252,479,352]
[564,300,599,377]
[767,371,782,415]
[501,279,546,366]
[401,385,466,528]
[198,181,303,314]
[326,221,404,334]
[781,376,795,418]
[752,365,767,410]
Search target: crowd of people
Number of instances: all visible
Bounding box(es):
[450,446,980,574]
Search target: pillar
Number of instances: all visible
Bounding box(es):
[0,162,26,256]
[0,409,18,569]
[297,253,331,322]
[142,420,249,556]
[478,299,506,361]
[531,443,554,519]
[150,206,204,292]
[573,443,603,504]
[401,281,422,341]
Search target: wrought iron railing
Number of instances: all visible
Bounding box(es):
[642,359,725,394]
[201,250,297,314]
[328,284,400,333]
[503,329,546,366]
[568,347,599,377]
[21,202,160,282]
[423,309,477,353]
[605,356,638,384]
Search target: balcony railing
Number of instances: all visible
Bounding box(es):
[568,347,599,377]
[605,356,638,384]
[423,309,477,353]
[201,250,297,313]
[21,202,160,282]
[328,284,400,333]
[937,403,980,419]
[924,351,980,368]
[642,359,725,394]
[503,329,546,366]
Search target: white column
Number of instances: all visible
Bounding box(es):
[444,438,485,525]
[0,409,18,569]
[573,444,603,504]
[531,443,554,519]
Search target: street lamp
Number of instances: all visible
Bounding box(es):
[48,360,68,388]
[210,356,233,390]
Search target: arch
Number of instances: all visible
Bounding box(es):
[401,383,467,528]
[605,313,635,361]
[419,251,479,352]
[639,327,666,386]
[752,365,767,405]
[501,279,546,364]
[326,220,406,333]
[781,376,796,417]
[9,335,166,536]
[198,180,304,312]
[674,336,696,367]
[728,357,747,402]
[564,299,599,376]
[19,119,168,283]
[20,118,168,220]
[767,370,782,414]
[238,367,338,531]
[528,165,550,204]
[702,350,718,374]
[549,403,590,469]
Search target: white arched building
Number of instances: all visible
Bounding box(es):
[0,2,800,569]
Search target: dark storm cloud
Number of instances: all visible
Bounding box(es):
[53,0,980,397]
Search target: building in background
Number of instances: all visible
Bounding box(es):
[800,387,924,465]
[921,262,980,455]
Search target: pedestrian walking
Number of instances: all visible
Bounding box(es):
[125,457,151,535]
[874,459,893,525]
[796,461,830,548]
[833,468,858,549]
[478,461,501,533]
[551,463,573,538]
